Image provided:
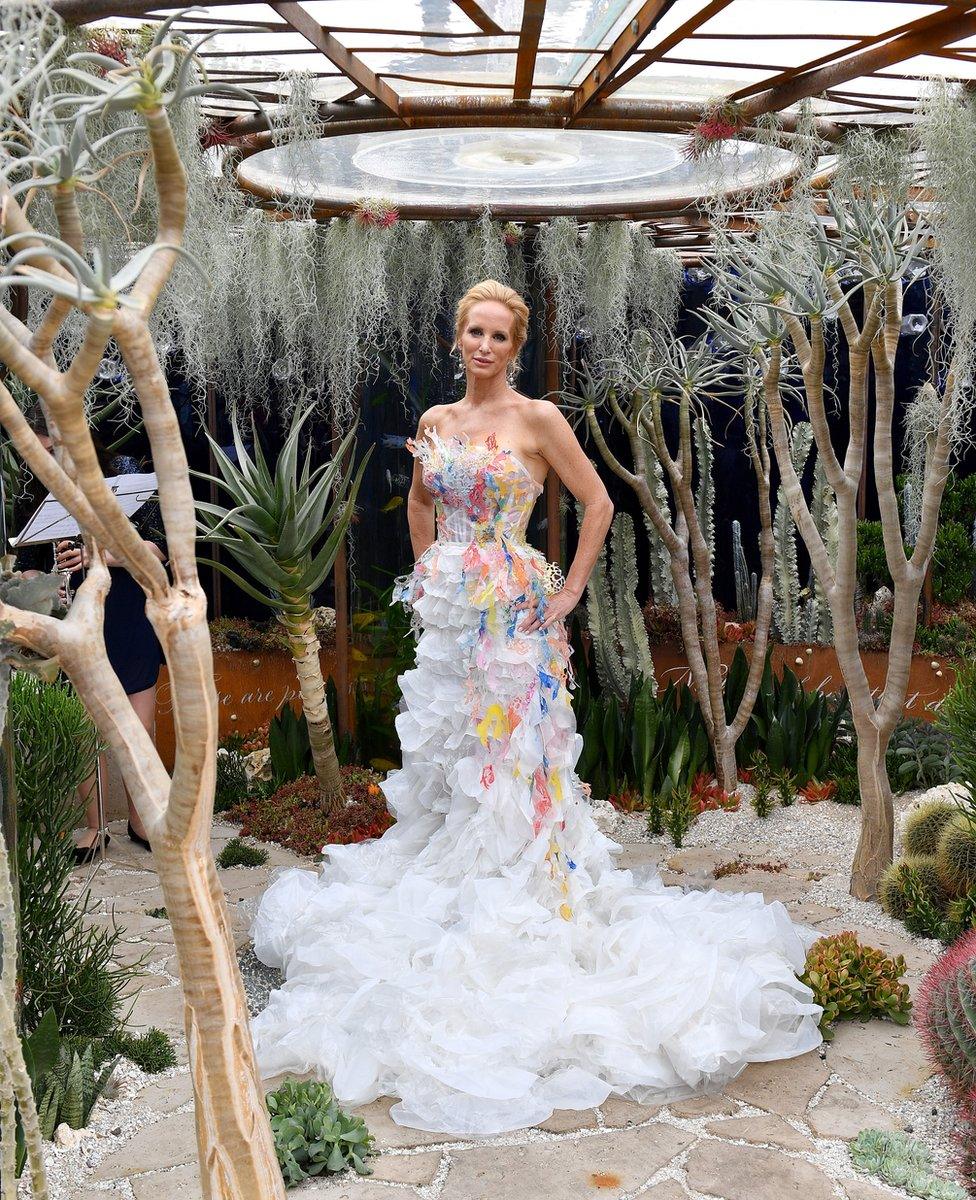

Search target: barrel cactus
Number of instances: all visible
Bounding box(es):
[879,860,911,921]
[917,930,976,1094]
[903,799,958,859]
[936,813,976,897]
[879,856,949,923]
[916,930,976,1188]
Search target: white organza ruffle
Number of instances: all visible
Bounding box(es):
[250,542,823,1138]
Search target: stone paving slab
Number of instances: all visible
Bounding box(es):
[127,983,185,1033]
[669,1093,737,1119]
[599,1096,664,1128]
[438,1124,694,1200]
[130,1162,203,1199]
[685,1139,837,1200]
[300,1180,422,1197]
[725,1050,829,1116]
[642,1184,688,1200]
[826,1021,934,1105]
[92,1109,197,1179]
[535,1107,601,1133]
[136,1071,194,1115]
[705,1113,815,1152]
[369,1150,442,1185]
[806,1083,902,1140]
[352,1099,466,1149]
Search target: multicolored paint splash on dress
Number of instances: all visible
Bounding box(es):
[393,424,578,918]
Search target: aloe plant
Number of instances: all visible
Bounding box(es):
[196,407,371,815]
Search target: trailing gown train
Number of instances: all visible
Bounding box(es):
[250,425,824,1137]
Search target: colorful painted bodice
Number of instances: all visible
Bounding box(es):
[394,424,567,653]
[407,425,543,547]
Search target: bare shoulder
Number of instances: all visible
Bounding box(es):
[415,404,450,439]
[520,396,576,448]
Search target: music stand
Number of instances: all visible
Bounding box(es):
[10,472,158,546]
[11,473,159,875]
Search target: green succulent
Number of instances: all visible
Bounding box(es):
[849,1129,966,1200]
[195,406,370,615]
[215,837,268,870]
[266,1079,375,1188]
[21,1011,117,1152]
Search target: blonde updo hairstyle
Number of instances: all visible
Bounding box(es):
[454,279,530,378]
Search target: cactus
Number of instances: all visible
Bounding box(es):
[916,930,976,1191]
[936,812,976,897]
[879,859,911,921]
[809,455,838,642]
[643,457,678,607]
[693,415,715,570]
[731,519,758,621]
[581,506,656,701]
[773,422,814,641]
[904,800,958,859]
[879,855,949,924]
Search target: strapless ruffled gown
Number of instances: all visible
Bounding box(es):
[250,425,823,1137]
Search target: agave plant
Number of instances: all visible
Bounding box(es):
[196,406,371,815]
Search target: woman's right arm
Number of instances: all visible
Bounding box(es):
[405,411,439,561]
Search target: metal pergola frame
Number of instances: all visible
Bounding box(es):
[51,0,976,133]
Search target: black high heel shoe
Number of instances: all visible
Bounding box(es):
[128,821,152,852]
[73,831,110,866]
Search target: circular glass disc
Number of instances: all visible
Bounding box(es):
[236,127,798,219]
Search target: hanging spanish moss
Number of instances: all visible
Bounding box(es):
[581,222,633,363]
[629,229,682,341]
[835,125,913,207]
[536,217,585,353]
[269,70,322,221]
[917,80,976,442]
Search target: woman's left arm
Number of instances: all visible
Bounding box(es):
[517,402,614,635]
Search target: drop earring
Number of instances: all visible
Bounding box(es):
[453,346,465,382]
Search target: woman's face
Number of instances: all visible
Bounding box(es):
[458,300,516,383]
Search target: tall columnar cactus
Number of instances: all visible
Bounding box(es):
[582,506,656,701]
[693,415,715,570]
[773,422,813,642]
[731,519,758,621]
[809,455,838,642]
[643,457,678,607]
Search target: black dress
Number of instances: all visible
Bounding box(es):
[14,454,165,696]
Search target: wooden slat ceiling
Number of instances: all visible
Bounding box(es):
[49,0,976,134]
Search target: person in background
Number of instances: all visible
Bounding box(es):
[13,409,166,863]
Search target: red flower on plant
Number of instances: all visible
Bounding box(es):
[89,32,129,66]
[200,119,238,151]
[481,764,495,788]
[353,200,400,228]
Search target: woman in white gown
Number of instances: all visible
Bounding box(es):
[250,279,823,1138]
